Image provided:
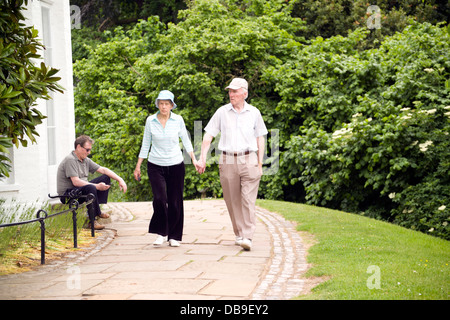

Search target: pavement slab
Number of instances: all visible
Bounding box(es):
[0,199,308,300]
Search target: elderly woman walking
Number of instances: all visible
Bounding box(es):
[134,90,198,247]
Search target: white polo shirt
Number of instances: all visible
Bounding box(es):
[205,102,268,153]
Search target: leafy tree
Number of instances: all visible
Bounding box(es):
[292,0,449,40]
[70,0,187,61]
[70,0,187,30]
[269,23,449,239]
[0,0,63,178]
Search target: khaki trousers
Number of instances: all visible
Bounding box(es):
[219,152,262,239]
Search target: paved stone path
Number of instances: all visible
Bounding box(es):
[0,200,308,300]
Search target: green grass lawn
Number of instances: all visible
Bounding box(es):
[256,199,449,300]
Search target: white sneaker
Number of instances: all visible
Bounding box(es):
[153,235,167,246]
[240,238,252,251]
[169,239,180,247]
[235,236,243,246]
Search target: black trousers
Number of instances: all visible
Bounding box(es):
[62,174,111,218]
[147,161,185,241]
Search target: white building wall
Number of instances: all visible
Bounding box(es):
[0,0,75,204]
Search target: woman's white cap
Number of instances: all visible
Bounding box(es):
[155,90,177,109]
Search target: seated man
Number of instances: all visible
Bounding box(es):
[57,135,127,229]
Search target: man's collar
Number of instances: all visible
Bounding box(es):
[71,150,84,162]
[227,102,250,113]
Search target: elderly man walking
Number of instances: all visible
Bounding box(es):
[197,78,268,251]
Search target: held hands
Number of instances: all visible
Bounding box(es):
[195,159,206,174]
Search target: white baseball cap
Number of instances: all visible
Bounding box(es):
[225,78,248,91]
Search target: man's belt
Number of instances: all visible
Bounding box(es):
[222,150,251,156]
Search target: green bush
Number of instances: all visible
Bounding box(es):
[272,23,449,239]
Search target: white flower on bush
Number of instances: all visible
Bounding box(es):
[332,126,352,139]
[418,140,433,152]
[438,205,446,211]
[418,109,437,115]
